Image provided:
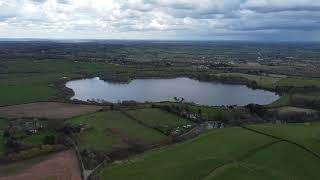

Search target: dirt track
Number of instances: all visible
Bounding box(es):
[0,150,81,180]
[0,102,102,119]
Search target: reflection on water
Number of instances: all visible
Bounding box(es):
[66,77,279,106]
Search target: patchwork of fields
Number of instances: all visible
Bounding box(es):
[69,110,170,153]
[98,123,320,180]
[1,60,320,179]
[0,103,320,179]
[217,72,320,90]
[126,108,195,134]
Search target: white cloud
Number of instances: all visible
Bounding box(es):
[0,0,319,40]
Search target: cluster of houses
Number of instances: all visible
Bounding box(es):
[205,121,224,129]
[180,110,201,121]
[7,118,43,135]
[170,124,193,136]
[182,124,193,129]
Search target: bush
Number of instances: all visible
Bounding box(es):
[246,104,267,116]
[43,135,56,145]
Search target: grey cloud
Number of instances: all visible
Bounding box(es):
[0,0,319,41]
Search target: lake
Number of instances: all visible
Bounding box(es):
[66,77,279,106]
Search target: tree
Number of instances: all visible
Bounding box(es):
[198,109,202,119]
[43,135,56,145]
[246,104,266,117]
[3,129,10,138]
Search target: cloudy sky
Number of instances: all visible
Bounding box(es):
[0,0,319,41]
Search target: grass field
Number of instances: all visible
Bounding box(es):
[69,111,167,152]
[210,141,320,180]
[291,92,320,102]
[268,91,320,108]
[248,123,320,154]
[98,123,320,180]
[18,131,51,146]
[0,73,60,106]
[217,73,320,89]
[126,108,194,134]
[153,102,247,122]
[276,77,320,87]
[270,106,318,114]
[217,73,283,89]
[267,95,290,108]
[98,127,277,180]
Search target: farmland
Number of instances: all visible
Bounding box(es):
[69,111,168,152]
[0,150,81,180]
[277,77,320,87]
[248,123,320,154]
[0,41,320,179]
[126,108,195,134]
[216,73,284,89]
[0,102,102,119]
[209,141,320,180]
[98,123,320,180]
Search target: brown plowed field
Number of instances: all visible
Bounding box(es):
[0,102,102,119]
[0,150,81,180]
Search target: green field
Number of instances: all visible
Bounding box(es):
[217,73,284,89]
[18,131,50,146]
[270,106,317,114]
[268,95,290,108]
[154,102,247,122]
[127,108,194,134]
[0,73,66,106]
[69,111,167,152]
[98,127,277,180]
[268,91,320,109]
[277,77,320,87]
[291,92,320,102]
[248,123,320,154]
[217,73,320,89]
[98,123,320,180]
[154,102,226,121]
[210,141,320,180]
[0,60,117,105]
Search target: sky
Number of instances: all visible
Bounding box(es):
[0,0,319,41]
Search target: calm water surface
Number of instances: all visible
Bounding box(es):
[66,77,279,106]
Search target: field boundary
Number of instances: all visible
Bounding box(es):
[241,126,320,160]
[119,110,167,135]
[201,140,282,180]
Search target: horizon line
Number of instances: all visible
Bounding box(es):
[0,38,319,43]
